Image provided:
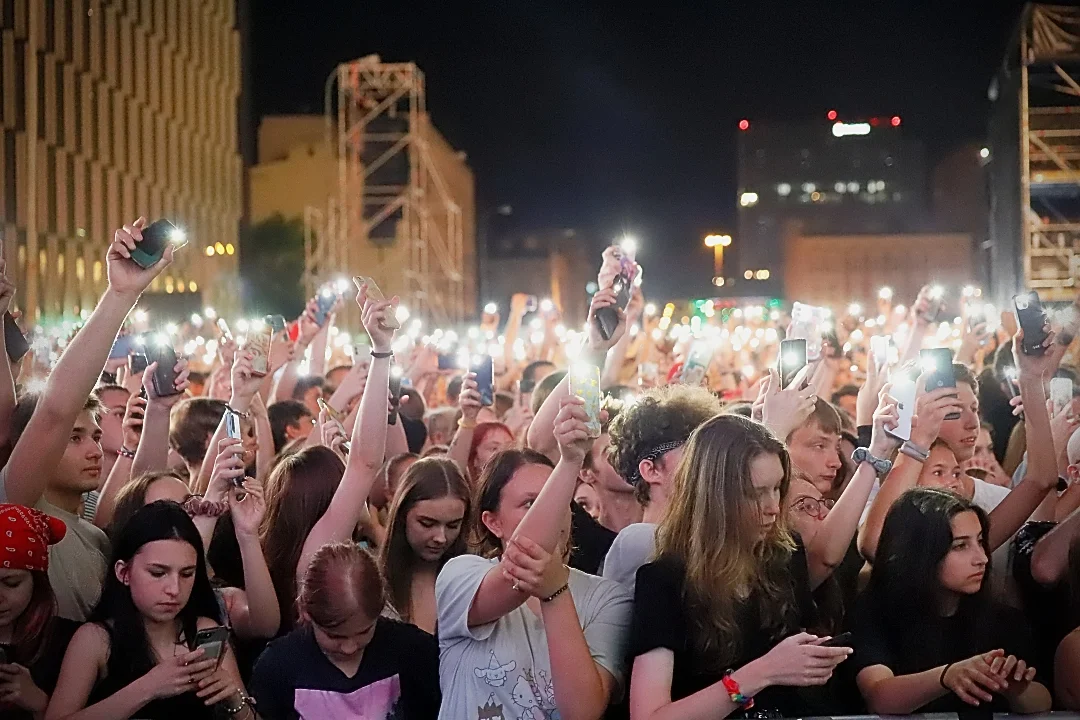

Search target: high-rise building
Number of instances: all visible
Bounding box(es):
[0,1,244,324]
[734,114,928,298]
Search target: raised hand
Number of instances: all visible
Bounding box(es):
[106,217,173,301]
[459,373,483,423]
[910,380,965,449]
[586,287,626,352]
[316,409,347,457]
[501,535,569,599]
[1012,326,1060,382]
[229,351,261,410]
[869,384,902,459]
[228,477,266,539]
[122,393,147,451]
[597,245,623,291]
[354,279,398,353]
[553,396,592,465]
[144,357,191,407]
[760,366,816,439]
[208,437,246,499]
[857,345,889,426]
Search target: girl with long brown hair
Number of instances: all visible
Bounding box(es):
[378,457,470,633]
[629,414,851,720]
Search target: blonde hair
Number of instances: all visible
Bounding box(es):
[656,414,798,671]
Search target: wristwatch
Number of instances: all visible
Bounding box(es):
[852,447,893,478]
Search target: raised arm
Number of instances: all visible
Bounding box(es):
[858,381,962,562]
[0,246,18,448]
[133,357,191,475]
[467,397,591,627]
[93,393,145,529]
[4,218,170,507]
[527,288,625,461]
[226,479,281,639]
[807,388,899,587]
[448,374,481,476]
[298,282,396,580]
[986,328,1059,549]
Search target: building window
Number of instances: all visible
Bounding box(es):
[777,183,791,197]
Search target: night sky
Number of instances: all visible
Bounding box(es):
[253,0,1025,298]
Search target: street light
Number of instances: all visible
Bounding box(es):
[704,234,733,283]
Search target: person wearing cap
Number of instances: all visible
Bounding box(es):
[0,503,78,719]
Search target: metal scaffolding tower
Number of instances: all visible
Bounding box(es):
[989,5,1080,305]
[304,55,465,327]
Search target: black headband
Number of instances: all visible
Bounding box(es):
[628,439,685,485]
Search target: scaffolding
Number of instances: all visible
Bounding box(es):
[989,5,1080,305]
[304,55,466,327]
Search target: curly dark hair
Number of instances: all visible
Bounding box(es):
[607,384,722,504]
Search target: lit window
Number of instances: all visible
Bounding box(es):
[225,243,235,255]
[802,182,816,194]
[165,277,175,294]
[810,191,822,202]
[834,182,846,193]
[58,253,65,276]
[739,192,759,207]
[777,183,791,196]
[93,261,102,283]
[847,182,860,193]
[744,270,754,280]
[76,257,85,281]
[214,242,225,255]
[205,245,216,256]
[189,281,198,292]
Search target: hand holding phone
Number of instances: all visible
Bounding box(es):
[778,339,808,390]
[1014,291,1050,355]
[886,376,917,442]
[471,355,495,407]
[246,326,271,377]
[192,626,229,667]
[149,343,182,397]
[129,219,187,269]
[354,276,401,330]
[569,364,602,438]
[920,348,959,420]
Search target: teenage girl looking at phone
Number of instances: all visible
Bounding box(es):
[46,502,255,720]
[0,505,75,720]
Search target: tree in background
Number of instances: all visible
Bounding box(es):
[239,214,306,318]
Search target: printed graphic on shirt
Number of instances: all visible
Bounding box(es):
[474,650,516,687]
[510,669,558,720]
[477,693,507,720]
[294,673,403,719]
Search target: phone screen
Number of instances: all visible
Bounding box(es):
[1013,291,1049,355]
[870,335,890,370]
[887,377,917,442]
[778,339,807,390]
[921,348,959,420]
[569,364,602,438]
[314,290,337,326]
[680,341,713,386]
[216,318,233,341]
[471,355,495,406]
[4,314,29,364]
[225,410,241,440]
[265,315,286,334]
[193,626,229,666]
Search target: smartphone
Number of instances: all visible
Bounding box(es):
[192,625,229,666]
[920,348,958,419]
[569,364,602,438]
[354,276,401,330]
[246,327,271,377]
[265,315,287,334]
[3,313,29,364]
[0,643,9,664]
[680,340,714,386]
[887,375,917,442]
[822,632,853,648]
[870,335,890,371]
[388,368,403,426]
[778,339,808,390]
[216,318,233,341]
[149,344,181,397]
[129,219,187,269]
[1051,377,1074,416]
[789,302,826,362]
[595,270,634,341]
[225,409,241,441]
[1013,291,1050,355]
[109,334,137,360]
[437,353,460,371]
[317,398,348,425]
[471,355,495,406]
[313,289,337,326]
[129,349,149,374]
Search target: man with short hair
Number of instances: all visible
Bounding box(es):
[267,399,314,453]
[0,218,172,620]
[786,400,845,497]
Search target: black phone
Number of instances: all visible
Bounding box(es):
[388,370,403,426]
[778,339,807,390]
[822,632,853,648]
[437,353,459,371]
[0,642,10,663]
[471,355,495,406]
[129,350,149,374]
[192,626,229,666]
[1013,291,1050,355]
[129,219,186,269]
[313,290,337,326]
[150,343,181,397]
[4,312,29,363]
[265,315,286,334]
[921,348,959,420]
[595,271,633,341]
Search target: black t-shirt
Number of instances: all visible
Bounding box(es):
[570,500,616,574]
[629,538,819,717]
[250,619,440,720]
[850,595,1037,716]
[0,618,79,720]
[1011,521,1075,691]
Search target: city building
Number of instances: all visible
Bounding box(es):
[485,228,593,327]
[783,228,973,309]
[0,0,244,323]
[734,114,929,298]
[248,106,476,324]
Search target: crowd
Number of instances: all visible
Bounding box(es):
[0,217,1079,720]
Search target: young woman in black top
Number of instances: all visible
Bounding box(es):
[0,504,77,719]
[630,414,851,720]
[853,488,1051,715]
[46,501,255,719]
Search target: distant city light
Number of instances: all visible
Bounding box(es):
[980,147,990,159]
[738,119,750,131]
[832,121,871,137]
[739,192,759,207]
[891,115,902,127]
[827,109,838,120]
[777,183,792,196]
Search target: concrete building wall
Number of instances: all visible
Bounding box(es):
[0,0,244,321]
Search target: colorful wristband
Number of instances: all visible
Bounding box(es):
[722,672,754,709]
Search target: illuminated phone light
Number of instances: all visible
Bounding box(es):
[529,317,543,331]
[133,309,149,323]
[733,309,744,318]
[749,337,760,349]
[169,228,187,244]
[235,319,249,333]
[921,357,939,373]
[878,287,894,301]
[390,365,403,379]
[651,328,663,341]
[540,298,554,313]
[866,318,878,328]
[467,326,481,340]
[165,323,179,336]
[339,332,352,346]
[876,315,887,325]
[214,242,226,255]
[204,307,217,320]
[206,339,218,353]
[894,305,906,316]
[320,286,335,299]
[848,303,862,317]
[765,327,778,341]
[739,192,759,207]
[183,340,198,355]
[850,364,860,373]
[770,310,781,321]
[155,333,171,347]
[929,285,945,301]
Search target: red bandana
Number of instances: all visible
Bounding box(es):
[0,503,67,573]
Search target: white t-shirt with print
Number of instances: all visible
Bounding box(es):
[600,522,657,595]
[435,553,632,720]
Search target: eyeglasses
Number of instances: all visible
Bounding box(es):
[792,496,834,520]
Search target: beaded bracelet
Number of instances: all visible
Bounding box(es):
[722,672,754,709]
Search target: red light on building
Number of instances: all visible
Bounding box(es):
[869,117,880,127]
[827,110,837,120]
[891,115,901,126]
[738,119,750,131]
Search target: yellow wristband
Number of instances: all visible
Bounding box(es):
[458,417,477,430]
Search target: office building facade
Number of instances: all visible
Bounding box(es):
[734,114,928,298]
[1,0,243,324]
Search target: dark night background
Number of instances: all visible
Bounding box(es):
[252,0,1027,298]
